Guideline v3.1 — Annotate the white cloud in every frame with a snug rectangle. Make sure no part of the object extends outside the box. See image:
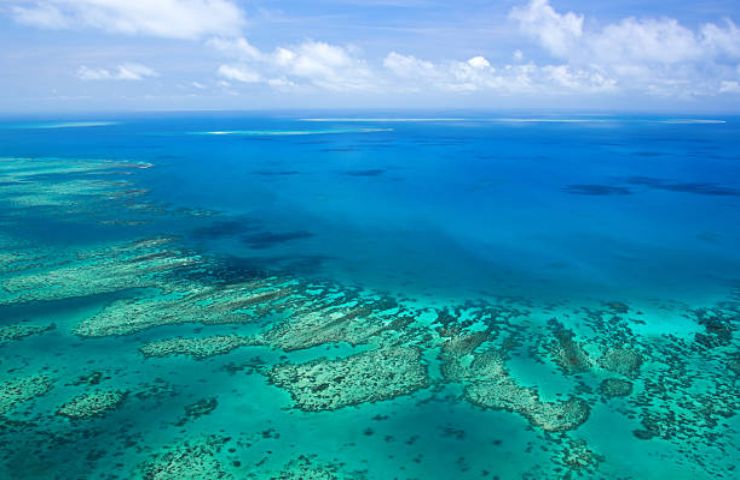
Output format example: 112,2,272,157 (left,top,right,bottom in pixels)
207,34,621,97
509,0,583,57
198,2,740,99
589,18,703,65
278,42,376,91
510,1,740,66
720,80,740,93
701,20,740,58
10,3,70,29
381,52,616,95
543,65,617,93
217,64,261,83
210,39,378,92
467,56,491,69
509,0,740,96
207,37,262,61
10,0,246,39
267,77,298,90
77,63,158,81
384,52,435,77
